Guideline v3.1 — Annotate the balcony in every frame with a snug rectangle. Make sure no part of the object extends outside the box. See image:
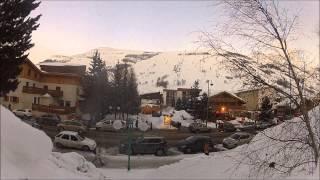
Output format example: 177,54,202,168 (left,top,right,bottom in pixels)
22,86,63,97
32,104,76,114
